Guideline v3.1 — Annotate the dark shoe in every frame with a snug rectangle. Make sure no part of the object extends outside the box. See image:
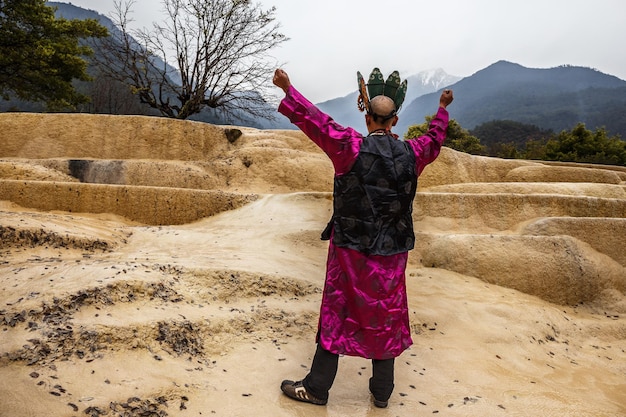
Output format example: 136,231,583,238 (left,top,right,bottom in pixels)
371,394,388,408
280,380,327,405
